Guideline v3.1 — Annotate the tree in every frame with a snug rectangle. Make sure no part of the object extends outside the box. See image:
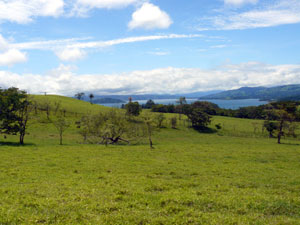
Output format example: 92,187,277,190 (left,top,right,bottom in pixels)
141,113,156,149
75,92,85,100
176,97,187,105
263,121,278,138
191,101,219,115
125,102,141,117
53,117,71,145
154,113,165,128
144,99,155,109
264,101,297,144
89,93,94,104
184,106,211,130
0,87,31,144
171,117,177,129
